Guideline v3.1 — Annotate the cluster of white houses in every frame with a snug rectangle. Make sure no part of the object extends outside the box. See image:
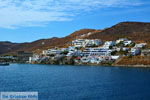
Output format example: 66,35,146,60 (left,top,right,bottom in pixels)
29,38,149,64
72,39,102,47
